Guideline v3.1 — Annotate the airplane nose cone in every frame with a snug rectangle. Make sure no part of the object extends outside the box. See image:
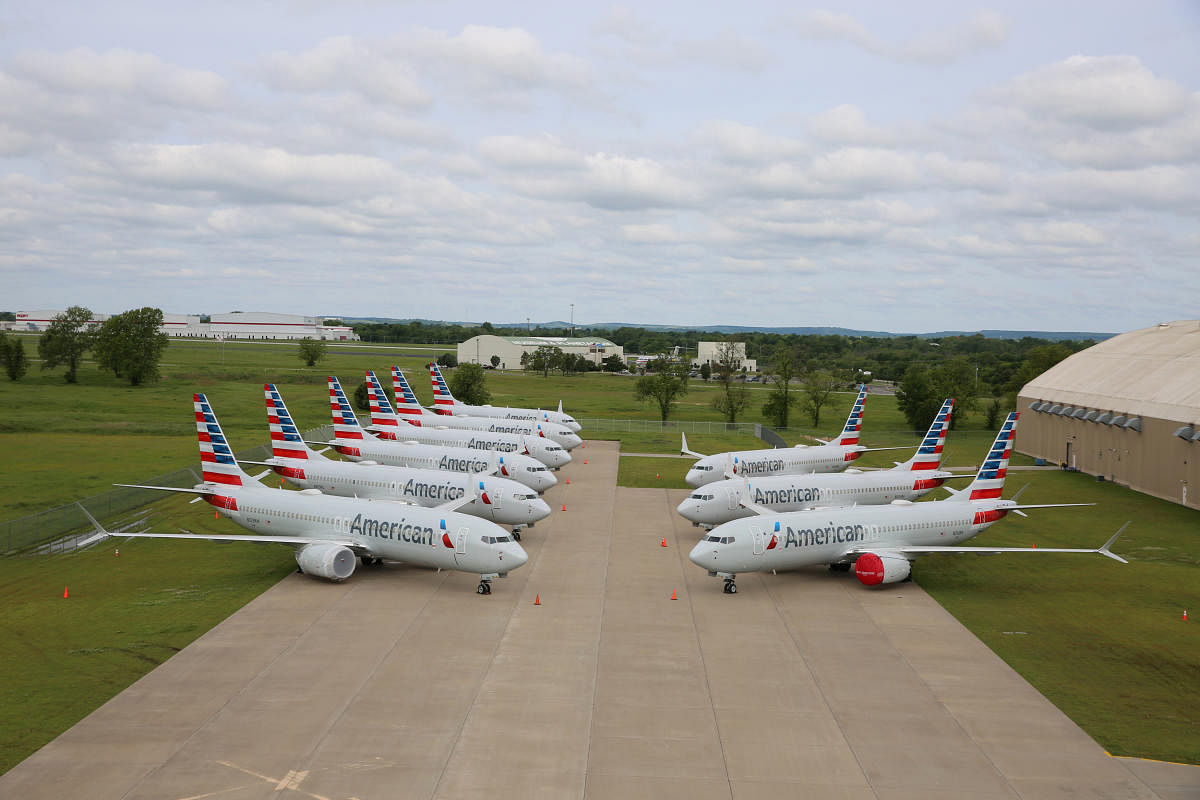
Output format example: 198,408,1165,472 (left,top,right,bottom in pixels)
556,450,572,466
676,499,699,522
506,543,529,569
685,471,703,488
564,434,582,449
539,471,558,490
531,498,552,521
688,541,708,567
